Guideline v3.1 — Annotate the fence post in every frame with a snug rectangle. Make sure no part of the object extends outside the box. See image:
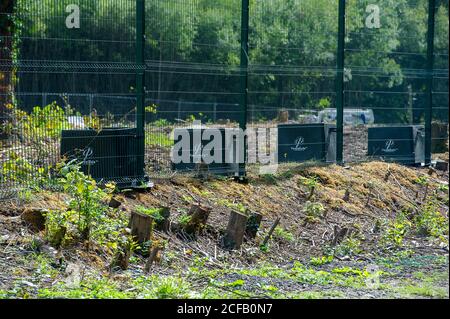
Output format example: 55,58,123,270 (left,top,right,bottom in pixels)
425,0,436,166
136,0,146,172
177,100,182,120
336,0,346,164
239,0,250,177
